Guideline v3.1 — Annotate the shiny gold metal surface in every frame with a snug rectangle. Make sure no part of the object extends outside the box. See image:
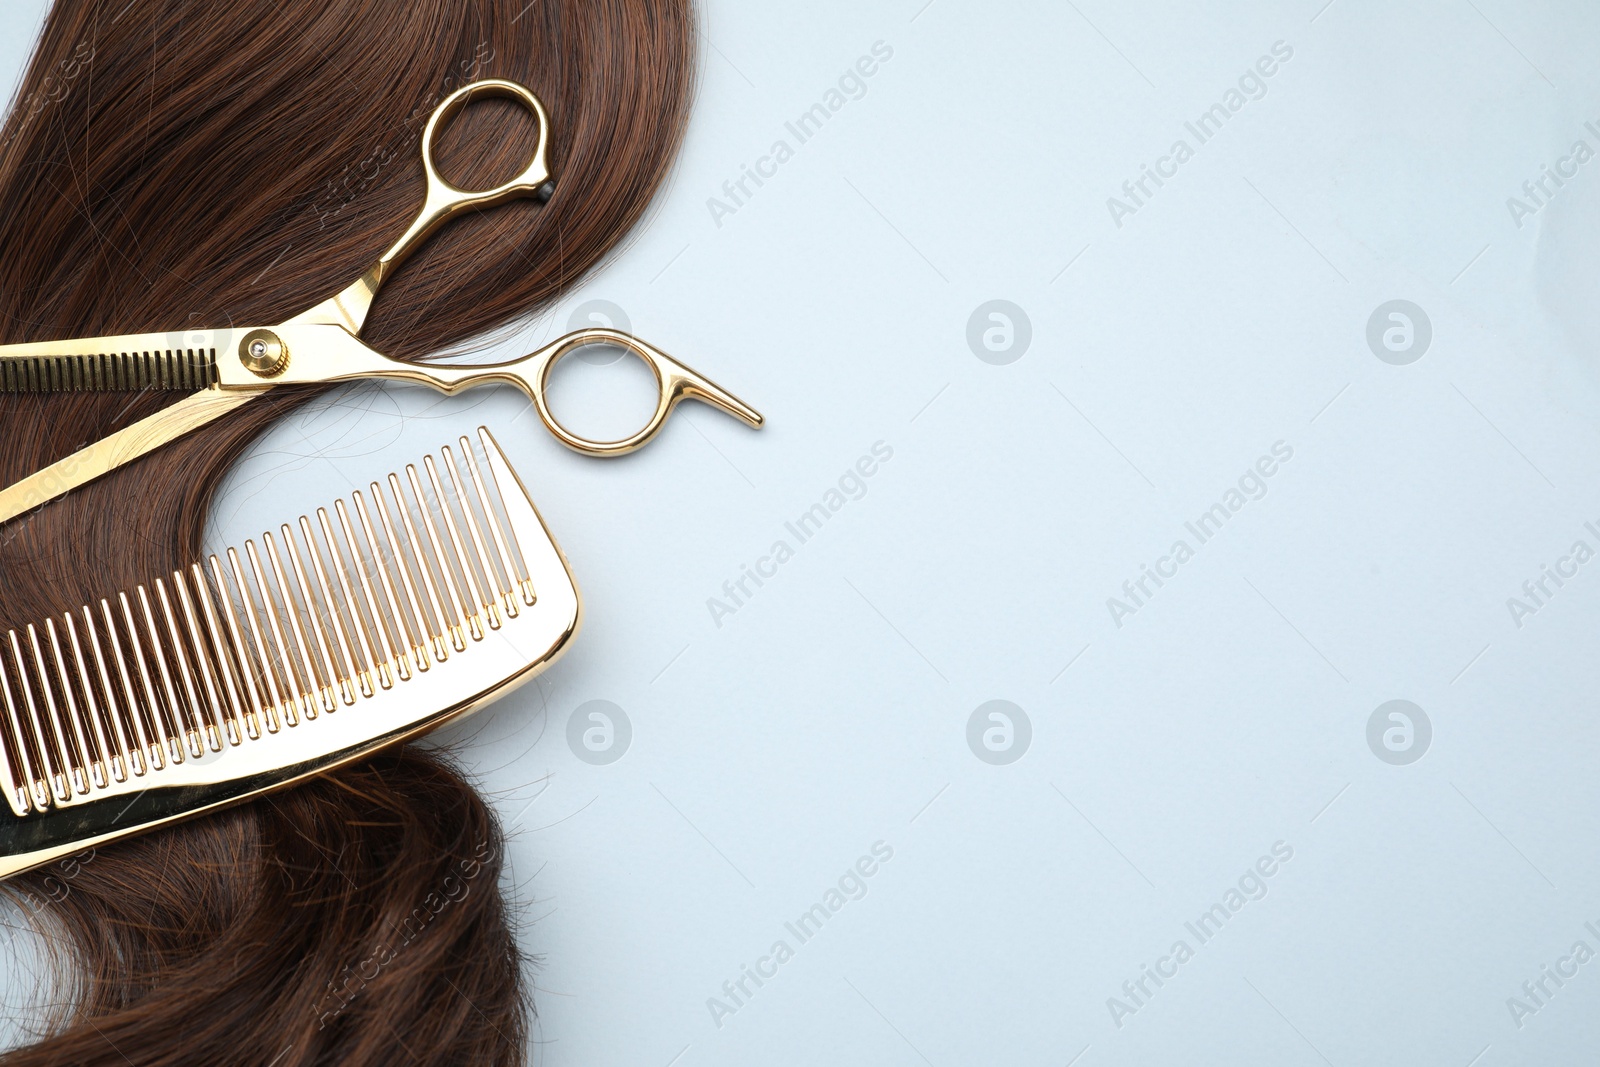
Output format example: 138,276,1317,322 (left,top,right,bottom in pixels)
238,328,288,377
0,428,579,881
0,78,763,525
